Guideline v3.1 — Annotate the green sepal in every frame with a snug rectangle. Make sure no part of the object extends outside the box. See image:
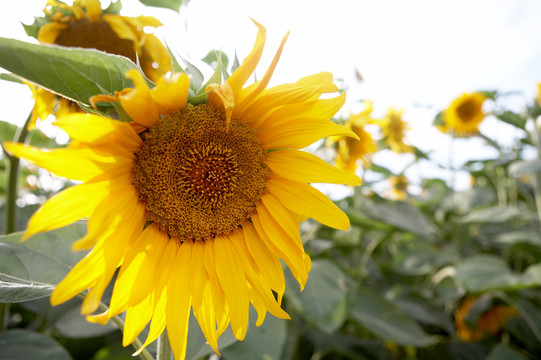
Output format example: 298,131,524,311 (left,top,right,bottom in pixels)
138,0,186,12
